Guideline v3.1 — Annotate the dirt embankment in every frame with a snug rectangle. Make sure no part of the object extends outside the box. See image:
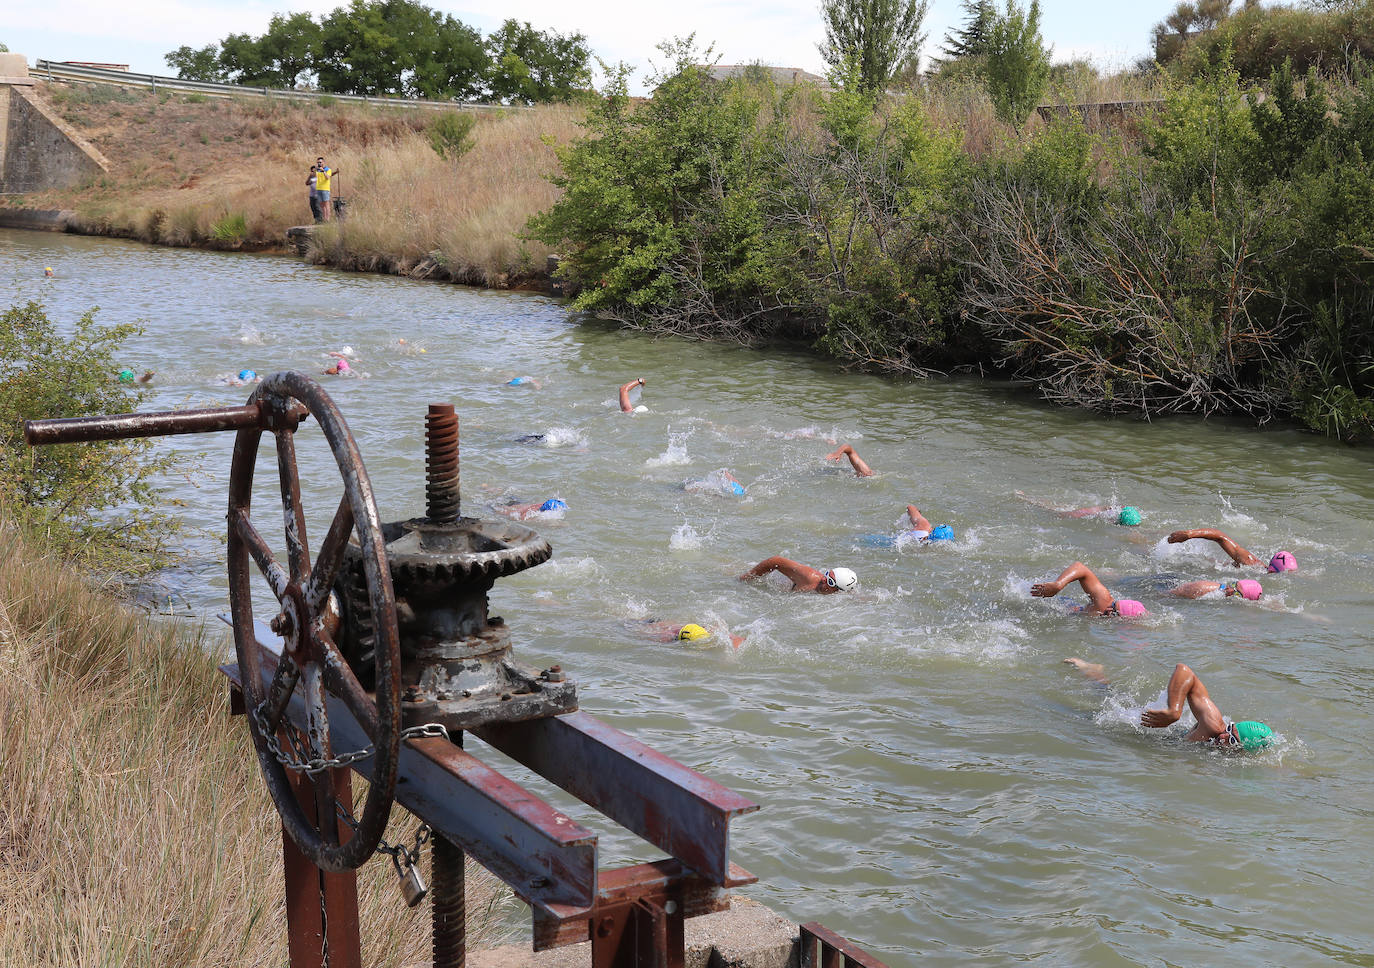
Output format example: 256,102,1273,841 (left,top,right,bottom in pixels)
8,82,582,287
